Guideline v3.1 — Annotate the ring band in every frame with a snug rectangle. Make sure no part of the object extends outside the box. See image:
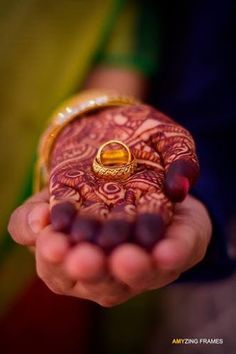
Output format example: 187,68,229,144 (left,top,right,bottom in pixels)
92,140,136,180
